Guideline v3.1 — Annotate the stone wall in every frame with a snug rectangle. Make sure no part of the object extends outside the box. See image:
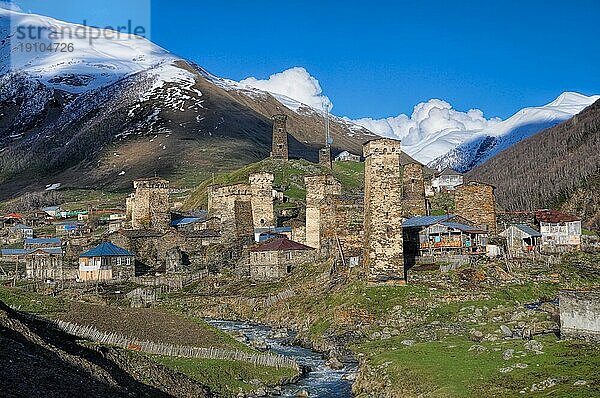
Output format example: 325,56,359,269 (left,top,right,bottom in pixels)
455,182,497,235
208,184,254,244
320,195,364,267
249,172,275,228
560,289,600,341
249,249,316,281
363,138,405,284
304,175,342,250
402,163,426,218
271,114,289,160
128,178,170,231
